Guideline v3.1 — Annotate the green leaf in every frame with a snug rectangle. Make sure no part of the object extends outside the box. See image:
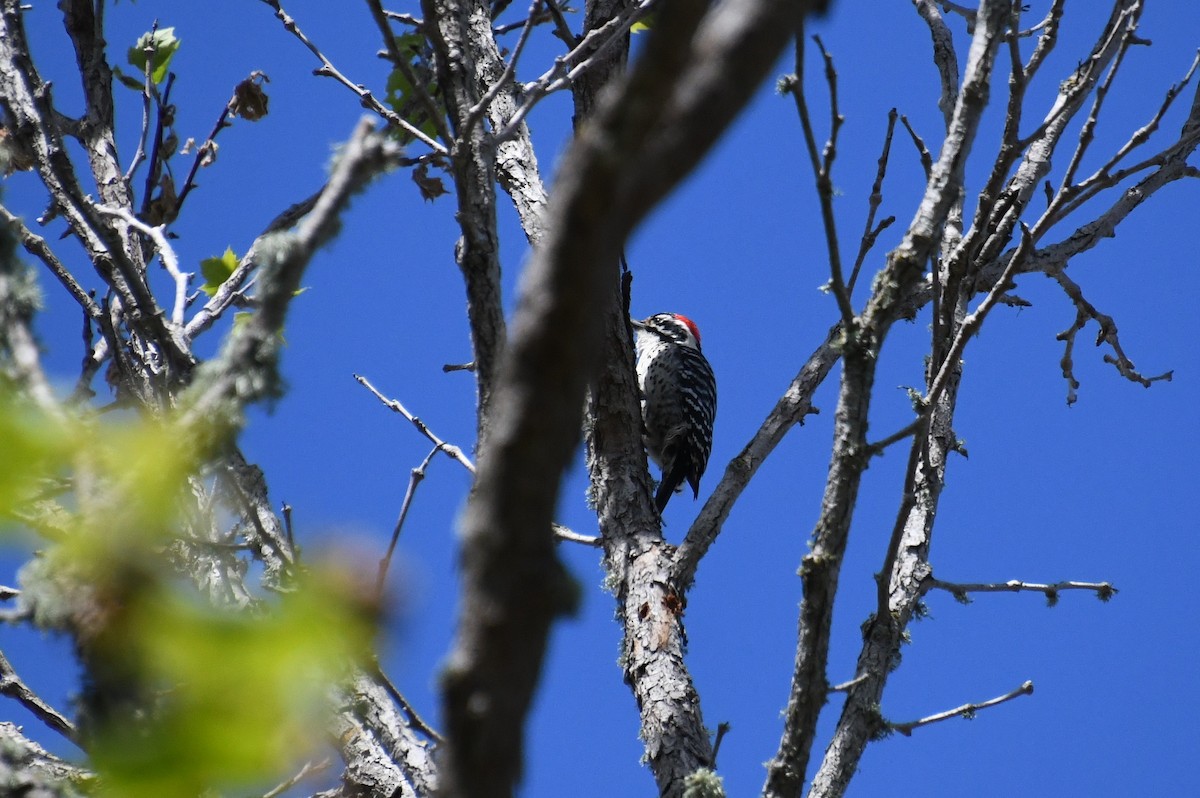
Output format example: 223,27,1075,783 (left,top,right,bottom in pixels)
384,34,442,145
199,247,238,297
127,27,181,84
